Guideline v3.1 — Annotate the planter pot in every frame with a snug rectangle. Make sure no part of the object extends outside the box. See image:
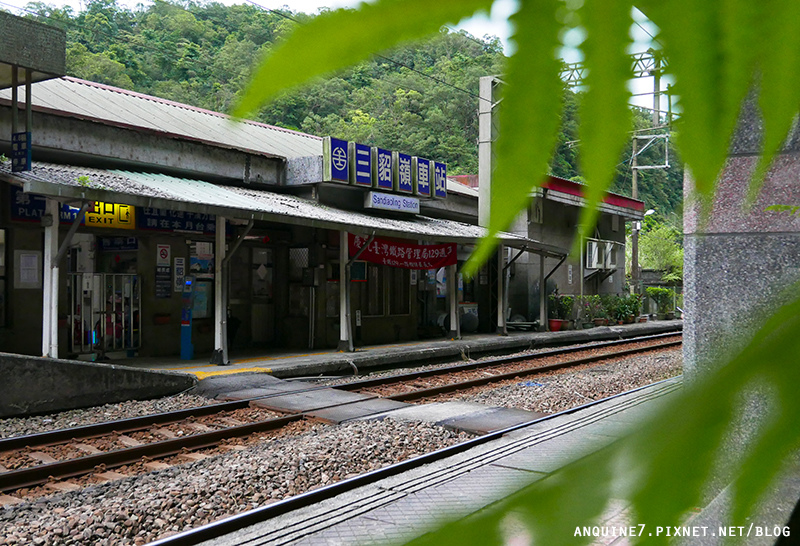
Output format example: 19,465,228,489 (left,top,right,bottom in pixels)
656,313,667,321
548,318,565,332
593,318,607,327
638,316,648,323
582,322,594,329
625,315,635,324
666,312,676,320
